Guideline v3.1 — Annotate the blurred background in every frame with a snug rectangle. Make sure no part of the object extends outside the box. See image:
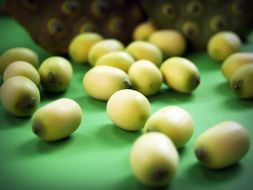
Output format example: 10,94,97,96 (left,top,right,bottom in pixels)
1,0,253,55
